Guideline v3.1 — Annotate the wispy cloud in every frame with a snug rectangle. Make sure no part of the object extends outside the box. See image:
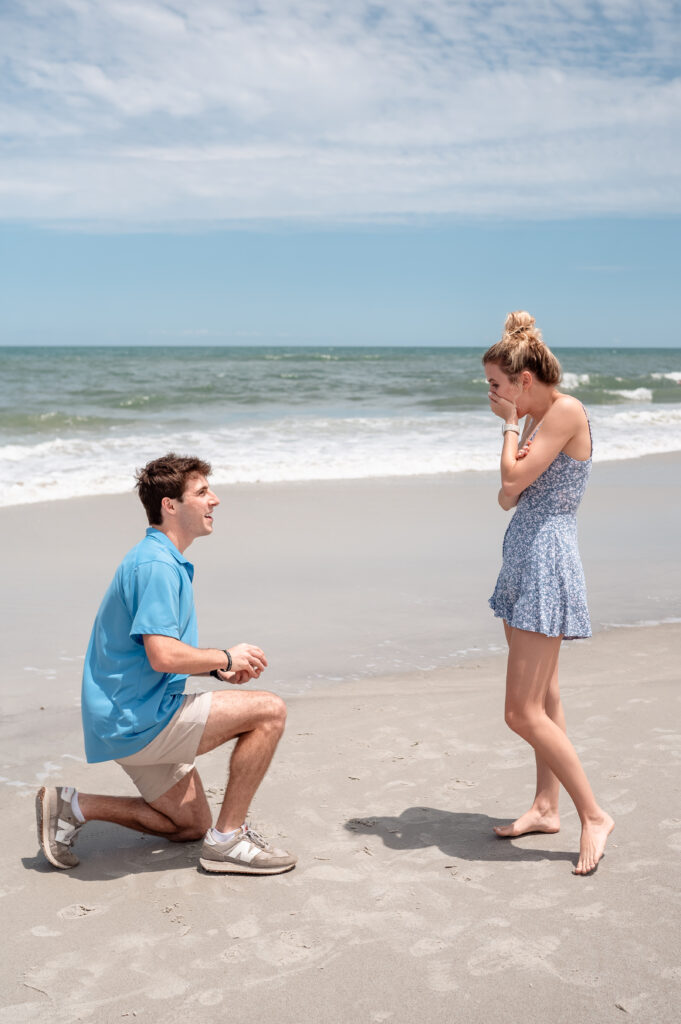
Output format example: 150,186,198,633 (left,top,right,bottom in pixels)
1,0,680,227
